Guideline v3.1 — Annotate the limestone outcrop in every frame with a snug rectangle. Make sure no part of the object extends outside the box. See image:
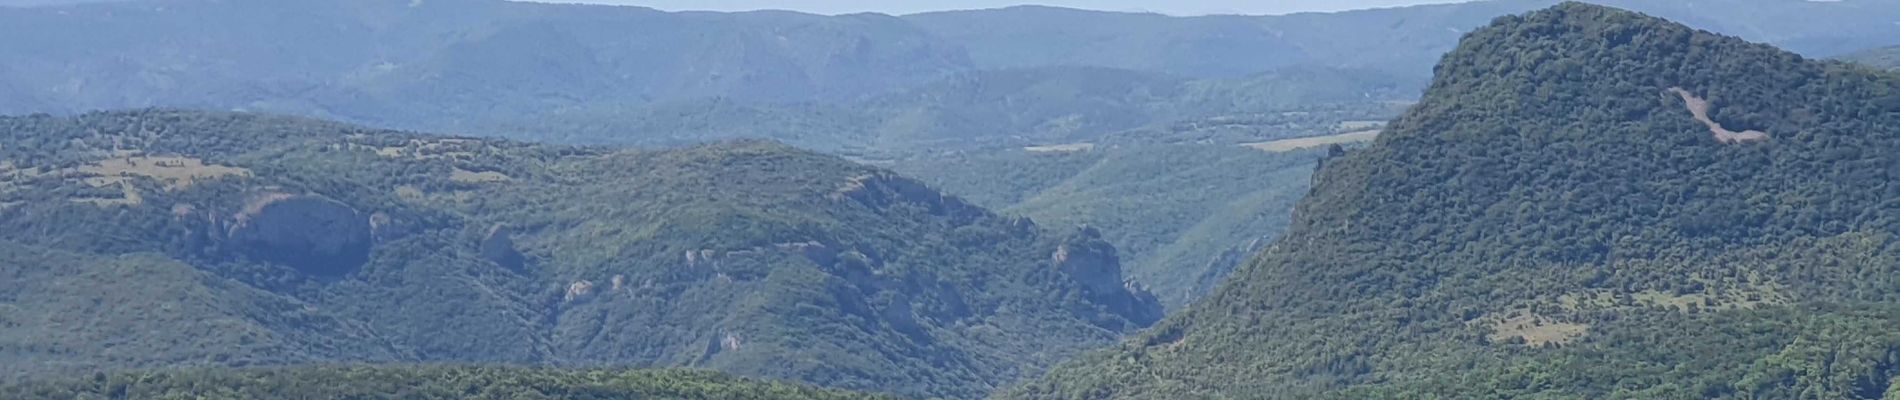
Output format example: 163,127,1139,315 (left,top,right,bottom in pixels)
1053,226,1163,327
226,193,372,276
480,224,526,271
